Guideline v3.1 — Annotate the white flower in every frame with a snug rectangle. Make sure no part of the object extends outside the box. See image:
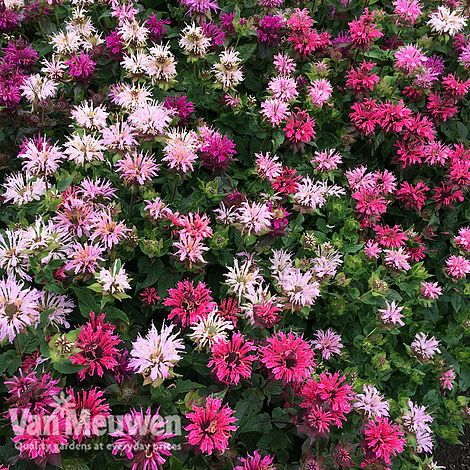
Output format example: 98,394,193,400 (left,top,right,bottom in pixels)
129,322,185,387
118,20,149,46
50,29,82,54
293,176,345,212
2,173,47,206
70,101,109,130
427,6,467,36
234,201,272,236
278,268,320,308
224,258,263,301
179,23,211,56
146,44,178,82
63,133,105,165
0,229,31,280
189,310,234,351
21,74,58,102
97,261,131,295
213,48,244,89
